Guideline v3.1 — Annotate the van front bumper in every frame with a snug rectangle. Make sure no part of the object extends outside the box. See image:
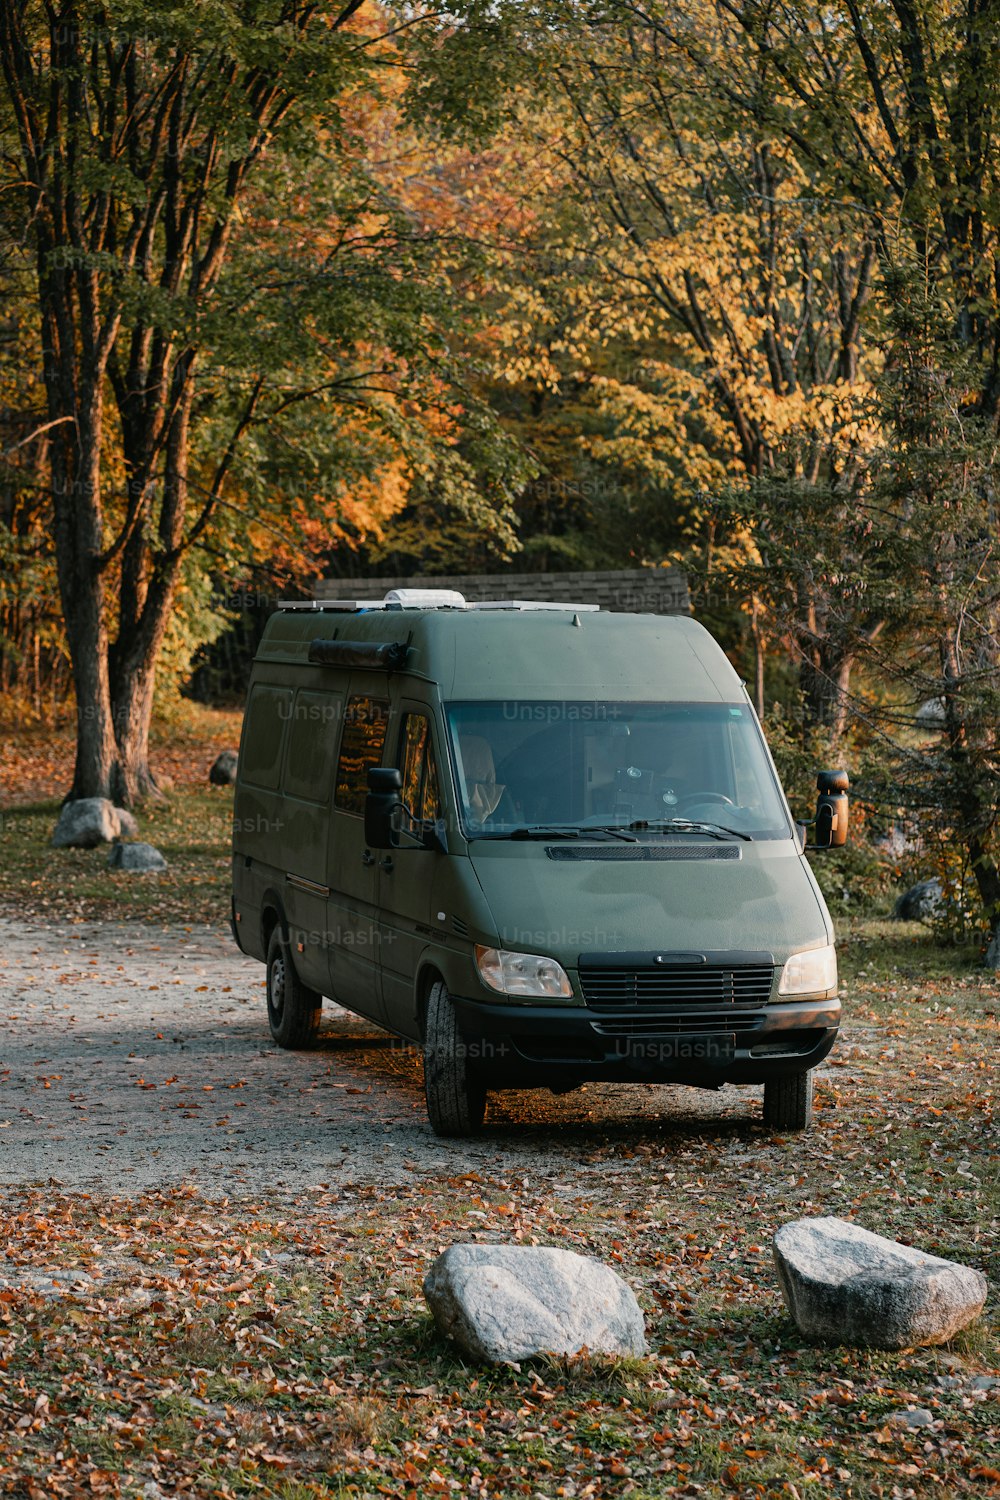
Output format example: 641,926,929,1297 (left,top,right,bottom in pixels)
447,994,840,1088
